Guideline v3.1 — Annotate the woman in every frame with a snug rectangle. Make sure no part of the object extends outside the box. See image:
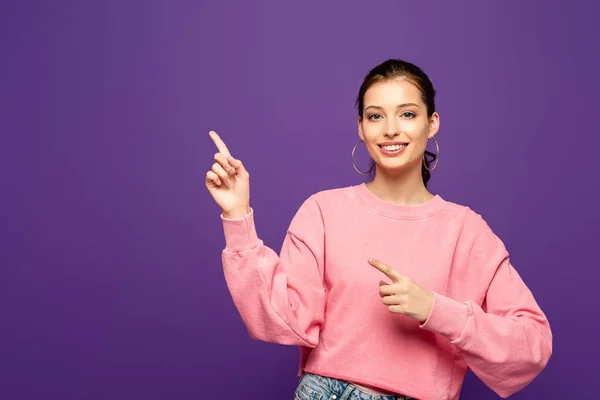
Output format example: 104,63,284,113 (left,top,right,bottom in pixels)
205,59,552,400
